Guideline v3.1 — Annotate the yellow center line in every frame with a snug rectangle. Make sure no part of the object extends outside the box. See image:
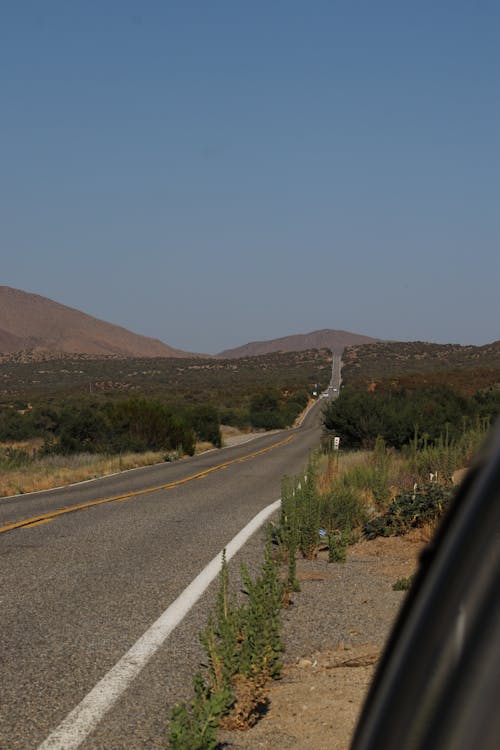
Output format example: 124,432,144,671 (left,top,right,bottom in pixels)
22,518,54,528
0,434,295,535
